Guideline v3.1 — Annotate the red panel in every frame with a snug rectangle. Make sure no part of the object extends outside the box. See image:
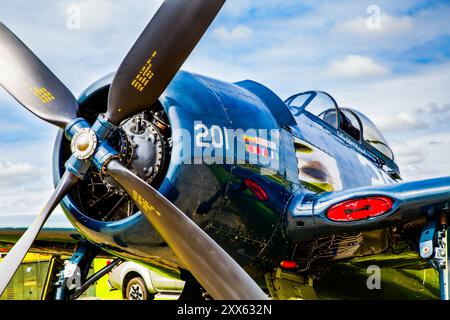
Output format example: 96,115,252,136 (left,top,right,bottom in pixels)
243,179,269,202
327,197,393,222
